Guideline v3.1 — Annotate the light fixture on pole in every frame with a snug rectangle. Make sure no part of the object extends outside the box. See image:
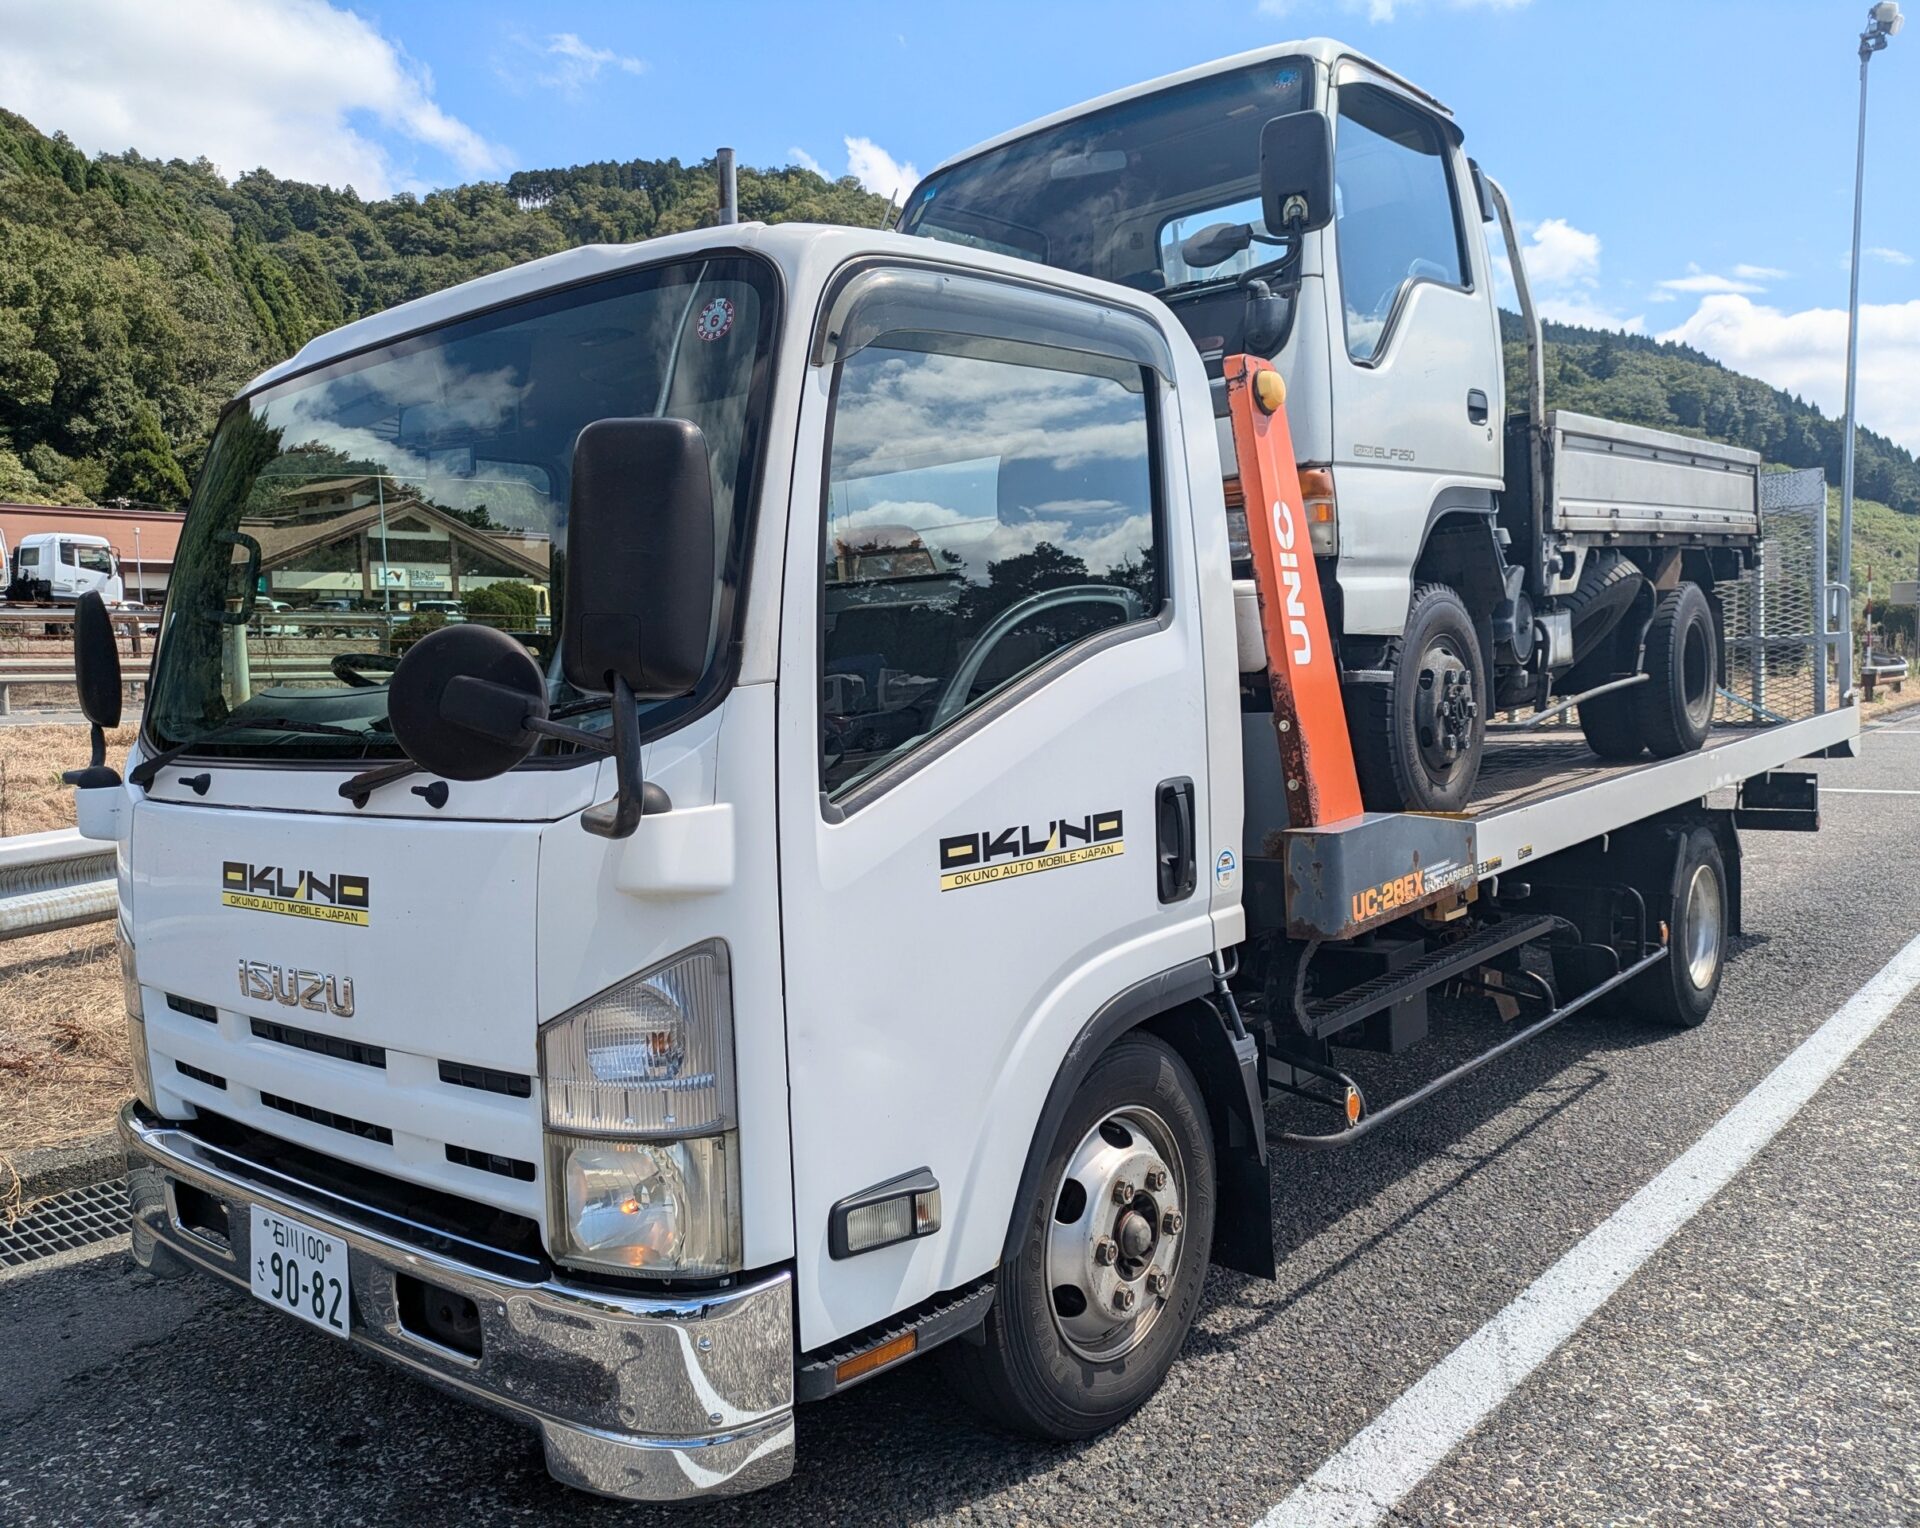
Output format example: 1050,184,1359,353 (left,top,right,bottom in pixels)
1839,0,1902,689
